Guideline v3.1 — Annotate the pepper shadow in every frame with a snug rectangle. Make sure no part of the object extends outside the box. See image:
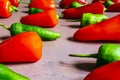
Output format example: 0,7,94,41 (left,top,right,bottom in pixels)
60,61,96,72
21,5,28,8
74,62,96,71
0,36,10,41
68,25,81,28
62,20,81,28
67,37,120,44
2,62,33,65
21,11,28,14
